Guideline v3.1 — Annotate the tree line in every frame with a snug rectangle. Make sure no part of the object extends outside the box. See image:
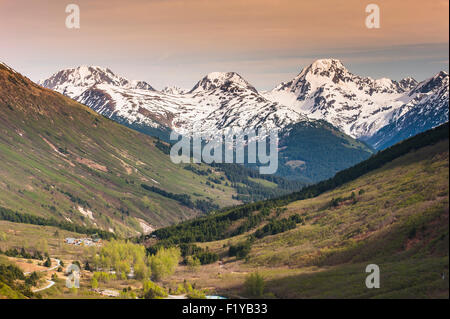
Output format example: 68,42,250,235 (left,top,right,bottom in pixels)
141,184,219,213
147,122,449,245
